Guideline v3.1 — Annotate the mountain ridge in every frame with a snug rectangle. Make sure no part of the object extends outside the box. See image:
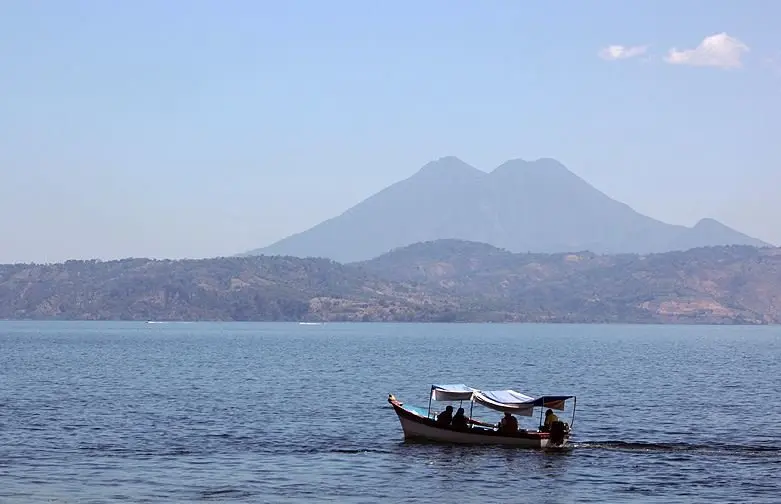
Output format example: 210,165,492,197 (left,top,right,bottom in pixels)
3,240,780,324
244,157,770,262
